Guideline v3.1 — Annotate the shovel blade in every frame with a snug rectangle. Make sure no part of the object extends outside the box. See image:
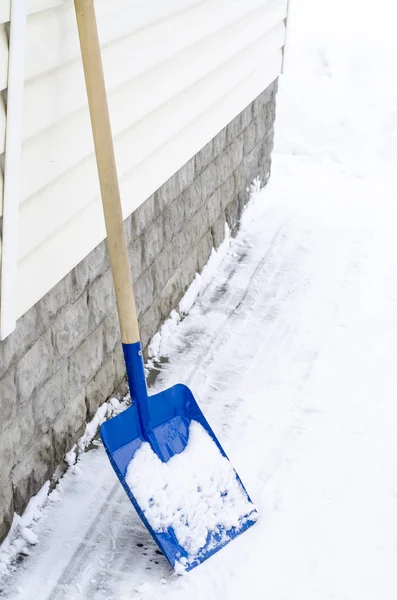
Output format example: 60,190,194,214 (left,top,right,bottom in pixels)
100,384,258,572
